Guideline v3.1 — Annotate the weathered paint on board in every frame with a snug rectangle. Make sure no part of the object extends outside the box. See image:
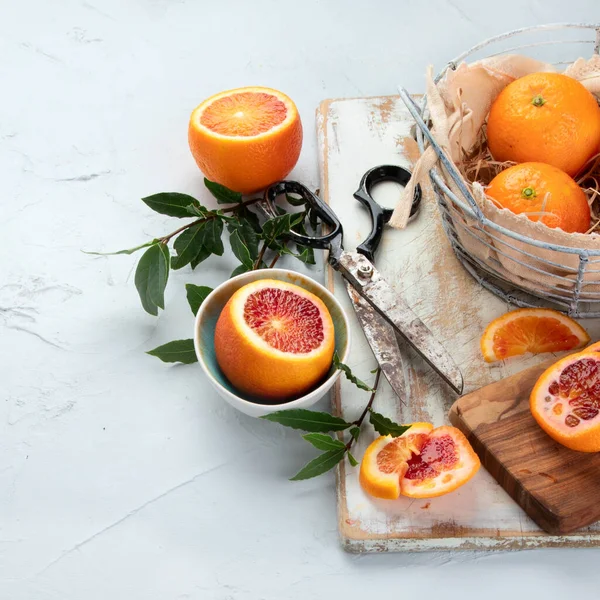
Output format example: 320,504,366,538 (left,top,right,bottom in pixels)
316,95,600,553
